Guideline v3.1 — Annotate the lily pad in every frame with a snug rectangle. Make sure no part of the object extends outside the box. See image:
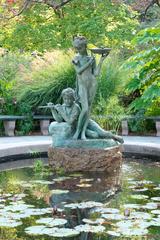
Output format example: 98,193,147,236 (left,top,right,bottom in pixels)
149,218,160,227
36,217,67,226
64,201,103,209
69,173,83,177
118,227,148,236
0,217,22,228
53,177,71,182
130,194,148,200
142,202,158,209
93,207,120,214
151,197,160,201
75,224,105,233
154,187,160,190
102,213,125,220
76,183,92,187
107,230,121,237
5,203,35,212
82,218,105,225
123,204,142,209
30,180,53,185
151,210,160,215
80,178,94,183
24,208,52,216
133,188,148,192
51,189,69,194
48,228,80,237
116,219,150,229
25,225,50,235
129,211,152,220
